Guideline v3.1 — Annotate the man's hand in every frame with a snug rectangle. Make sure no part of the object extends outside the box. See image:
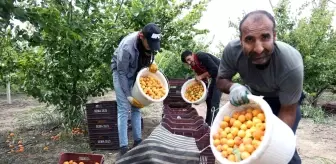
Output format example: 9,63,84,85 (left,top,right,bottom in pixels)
229,83,251,106
195,72,210,82
195,75,202,81
127,97,144,108
149,63,158,73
